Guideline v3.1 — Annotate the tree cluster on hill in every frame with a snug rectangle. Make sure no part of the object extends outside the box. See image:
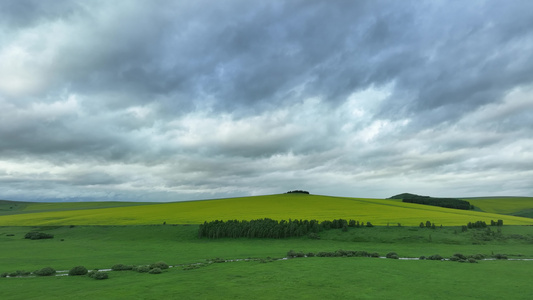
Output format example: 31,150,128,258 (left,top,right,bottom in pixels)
389,193,473,210
198,218,373,239
286,190,310,194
